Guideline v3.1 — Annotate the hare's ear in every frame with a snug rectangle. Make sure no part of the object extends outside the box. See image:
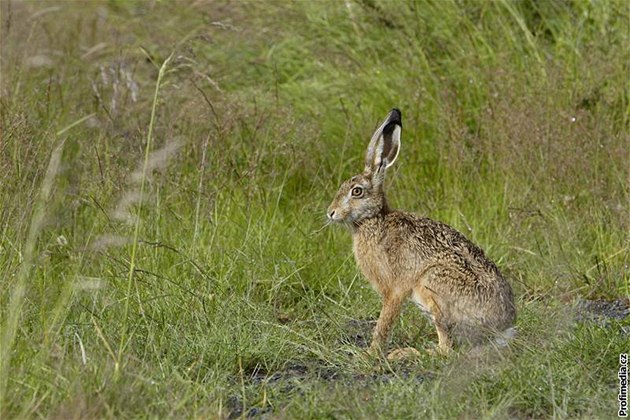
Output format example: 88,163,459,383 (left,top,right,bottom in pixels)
364,108,402,180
